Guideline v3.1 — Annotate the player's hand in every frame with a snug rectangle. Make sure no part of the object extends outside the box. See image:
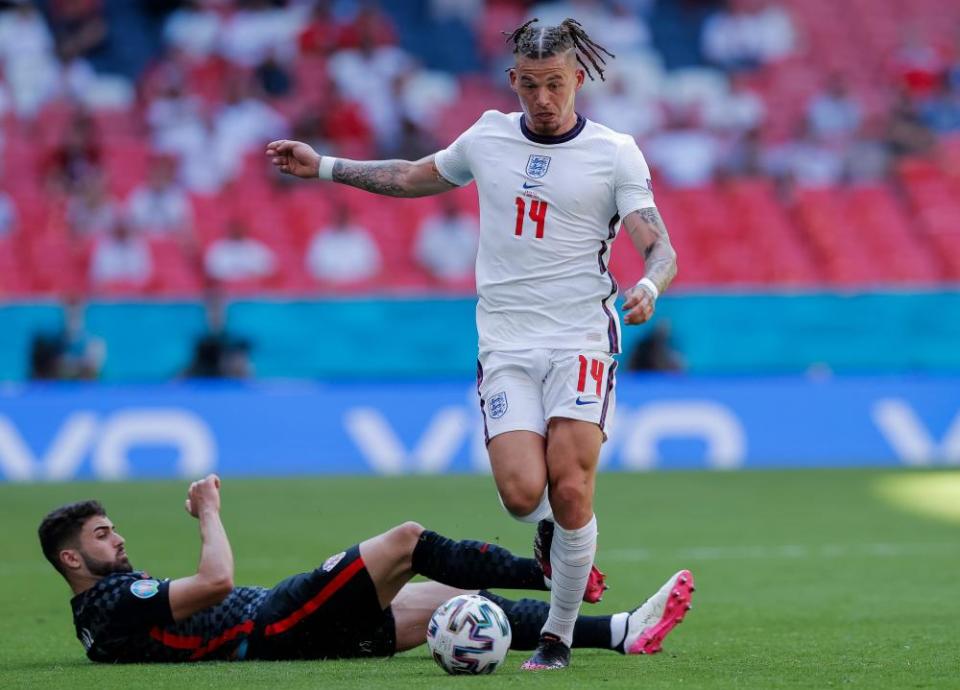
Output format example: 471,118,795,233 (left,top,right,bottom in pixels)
622,282,656,325
265,139,322,178
184,474,221,518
